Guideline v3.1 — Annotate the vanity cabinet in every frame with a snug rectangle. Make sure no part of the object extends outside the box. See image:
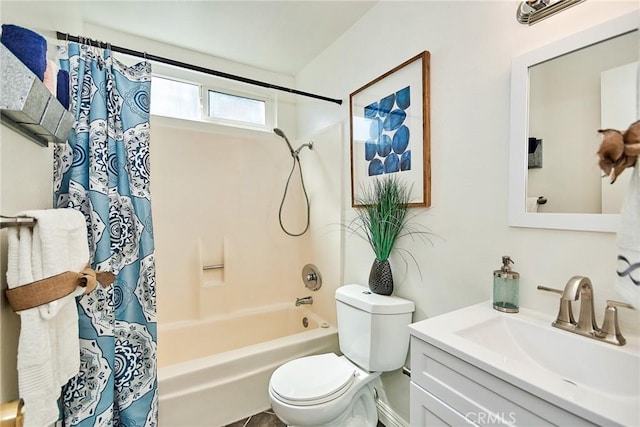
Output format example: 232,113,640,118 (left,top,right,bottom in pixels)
408,336,596,426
